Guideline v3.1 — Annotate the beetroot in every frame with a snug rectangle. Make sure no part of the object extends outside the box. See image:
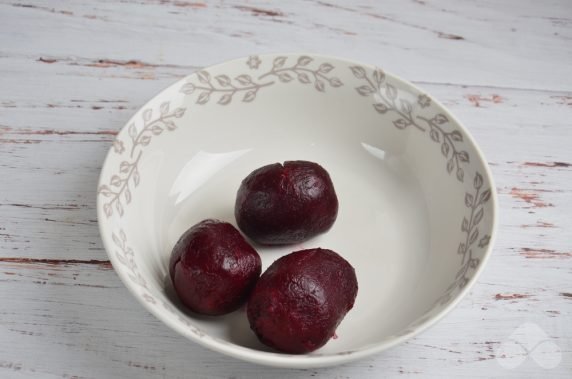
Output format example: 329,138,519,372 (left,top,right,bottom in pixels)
235,161,338,245
169,219,261,316
247,248,358,354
